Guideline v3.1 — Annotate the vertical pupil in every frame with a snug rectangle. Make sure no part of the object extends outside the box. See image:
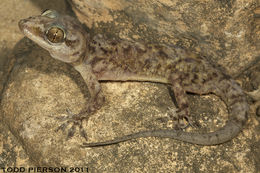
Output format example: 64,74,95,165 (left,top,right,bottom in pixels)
46,27,64,43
